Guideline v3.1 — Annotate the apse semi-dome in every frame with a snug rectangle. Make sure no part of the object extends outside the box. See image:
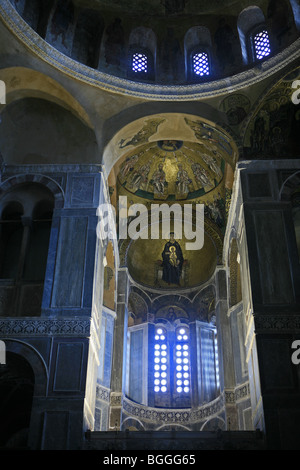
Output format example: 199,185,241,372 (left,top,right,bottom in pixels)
110,113,238,289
